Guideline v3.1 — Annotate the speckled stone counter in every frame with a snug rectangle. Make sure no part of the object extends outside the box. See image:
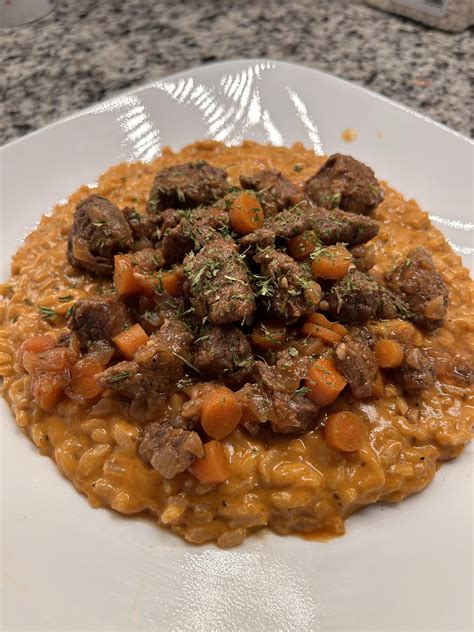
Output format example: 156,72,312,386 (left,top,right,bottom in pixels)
1,0,472,145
